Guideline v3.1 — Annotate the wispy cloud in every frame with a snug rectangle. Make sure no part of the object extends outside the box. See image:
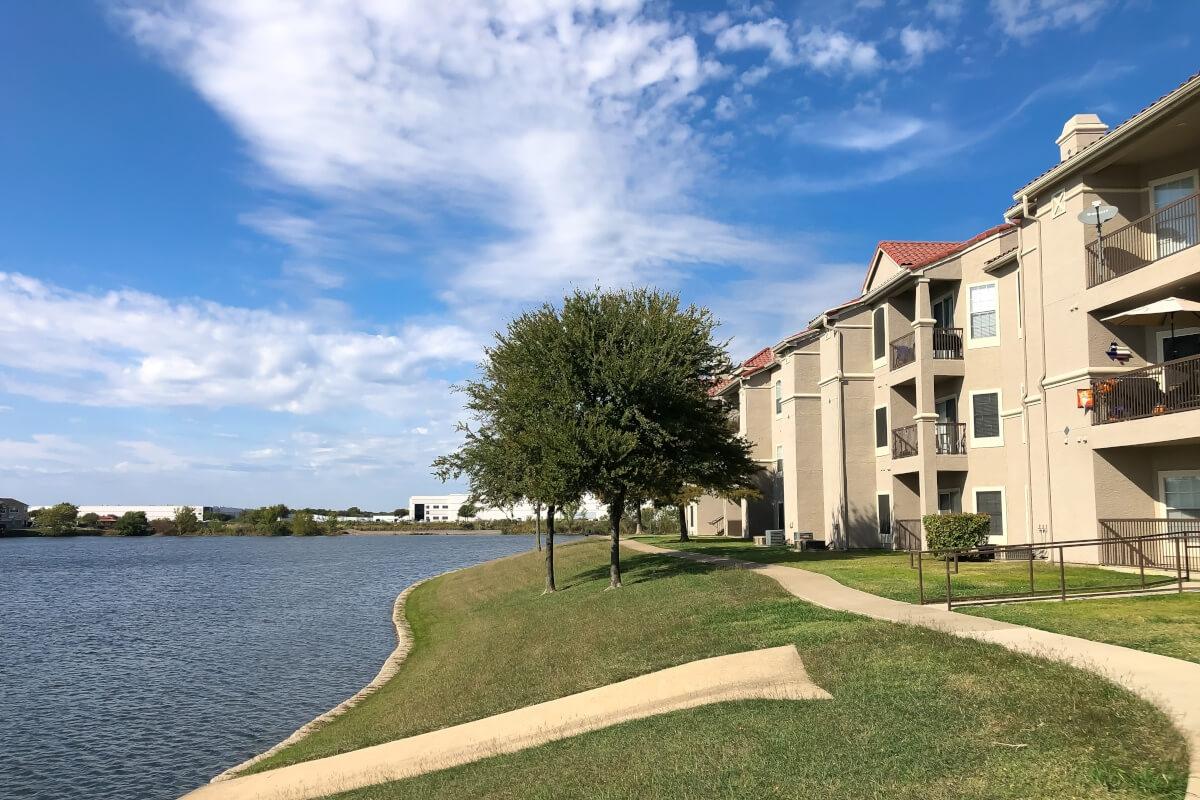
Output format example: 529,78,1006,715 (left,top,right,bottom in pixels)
989,0,1113,40
121,0,785,306
0,272,479,415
